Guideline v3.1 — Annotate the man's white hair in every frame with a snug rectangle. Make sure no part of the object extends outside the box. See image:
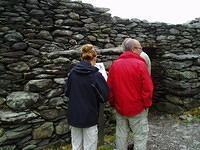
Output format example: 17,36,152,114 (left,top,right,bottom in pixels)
122,38,138,51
